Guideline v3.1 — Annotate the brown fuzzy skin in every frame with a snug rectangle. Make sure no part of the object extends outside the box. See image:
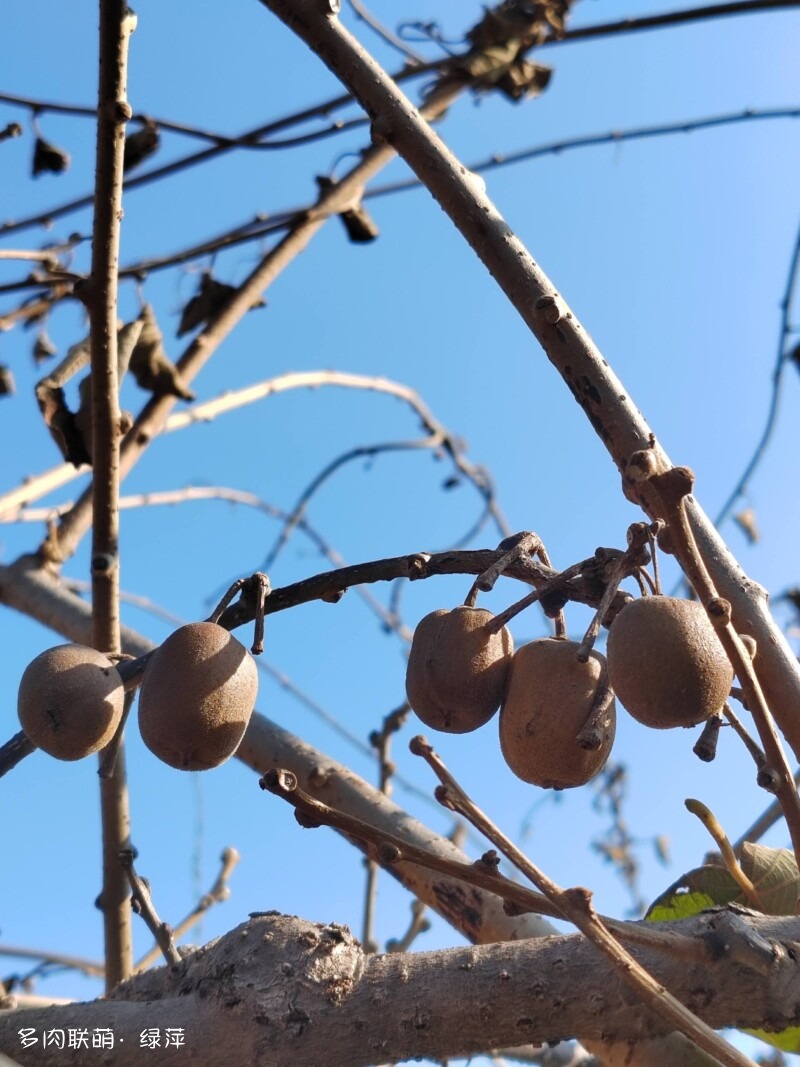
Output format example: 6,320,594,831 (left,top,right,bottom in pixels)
405,606,514,733
499,639,615,788
18,644,124,761
138,622,258,771
606,596,734,729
